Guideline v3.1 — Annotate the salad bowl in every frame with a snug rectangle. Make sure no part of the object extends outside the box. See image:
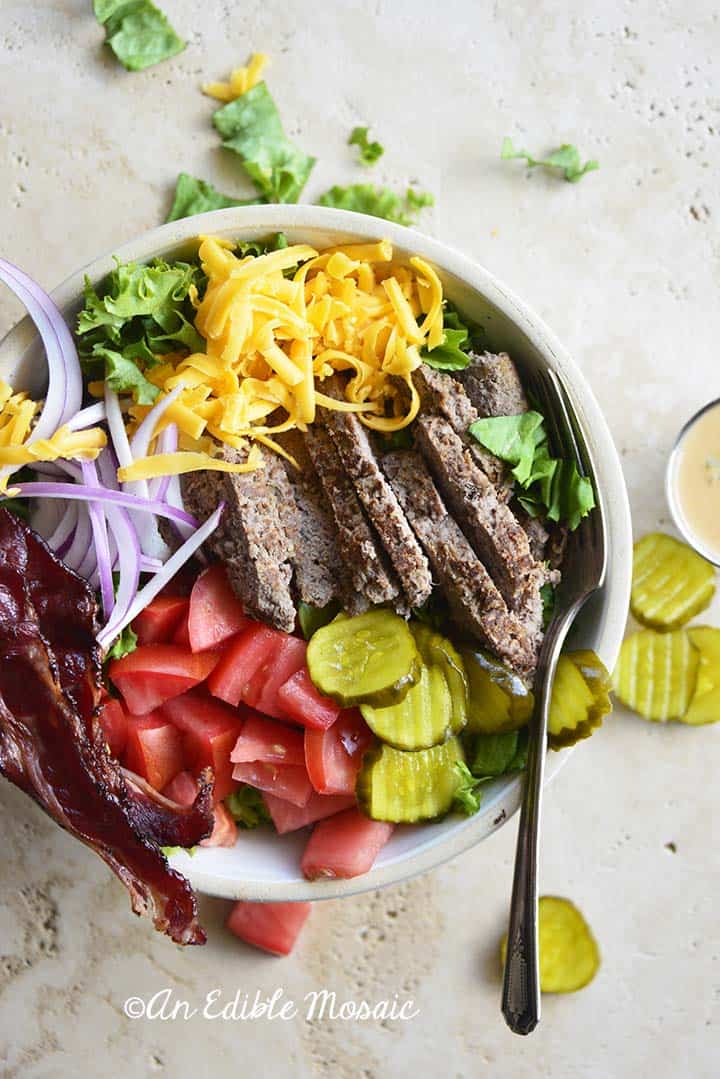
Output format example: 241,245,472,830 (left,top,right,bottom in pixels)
0,205,633,902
